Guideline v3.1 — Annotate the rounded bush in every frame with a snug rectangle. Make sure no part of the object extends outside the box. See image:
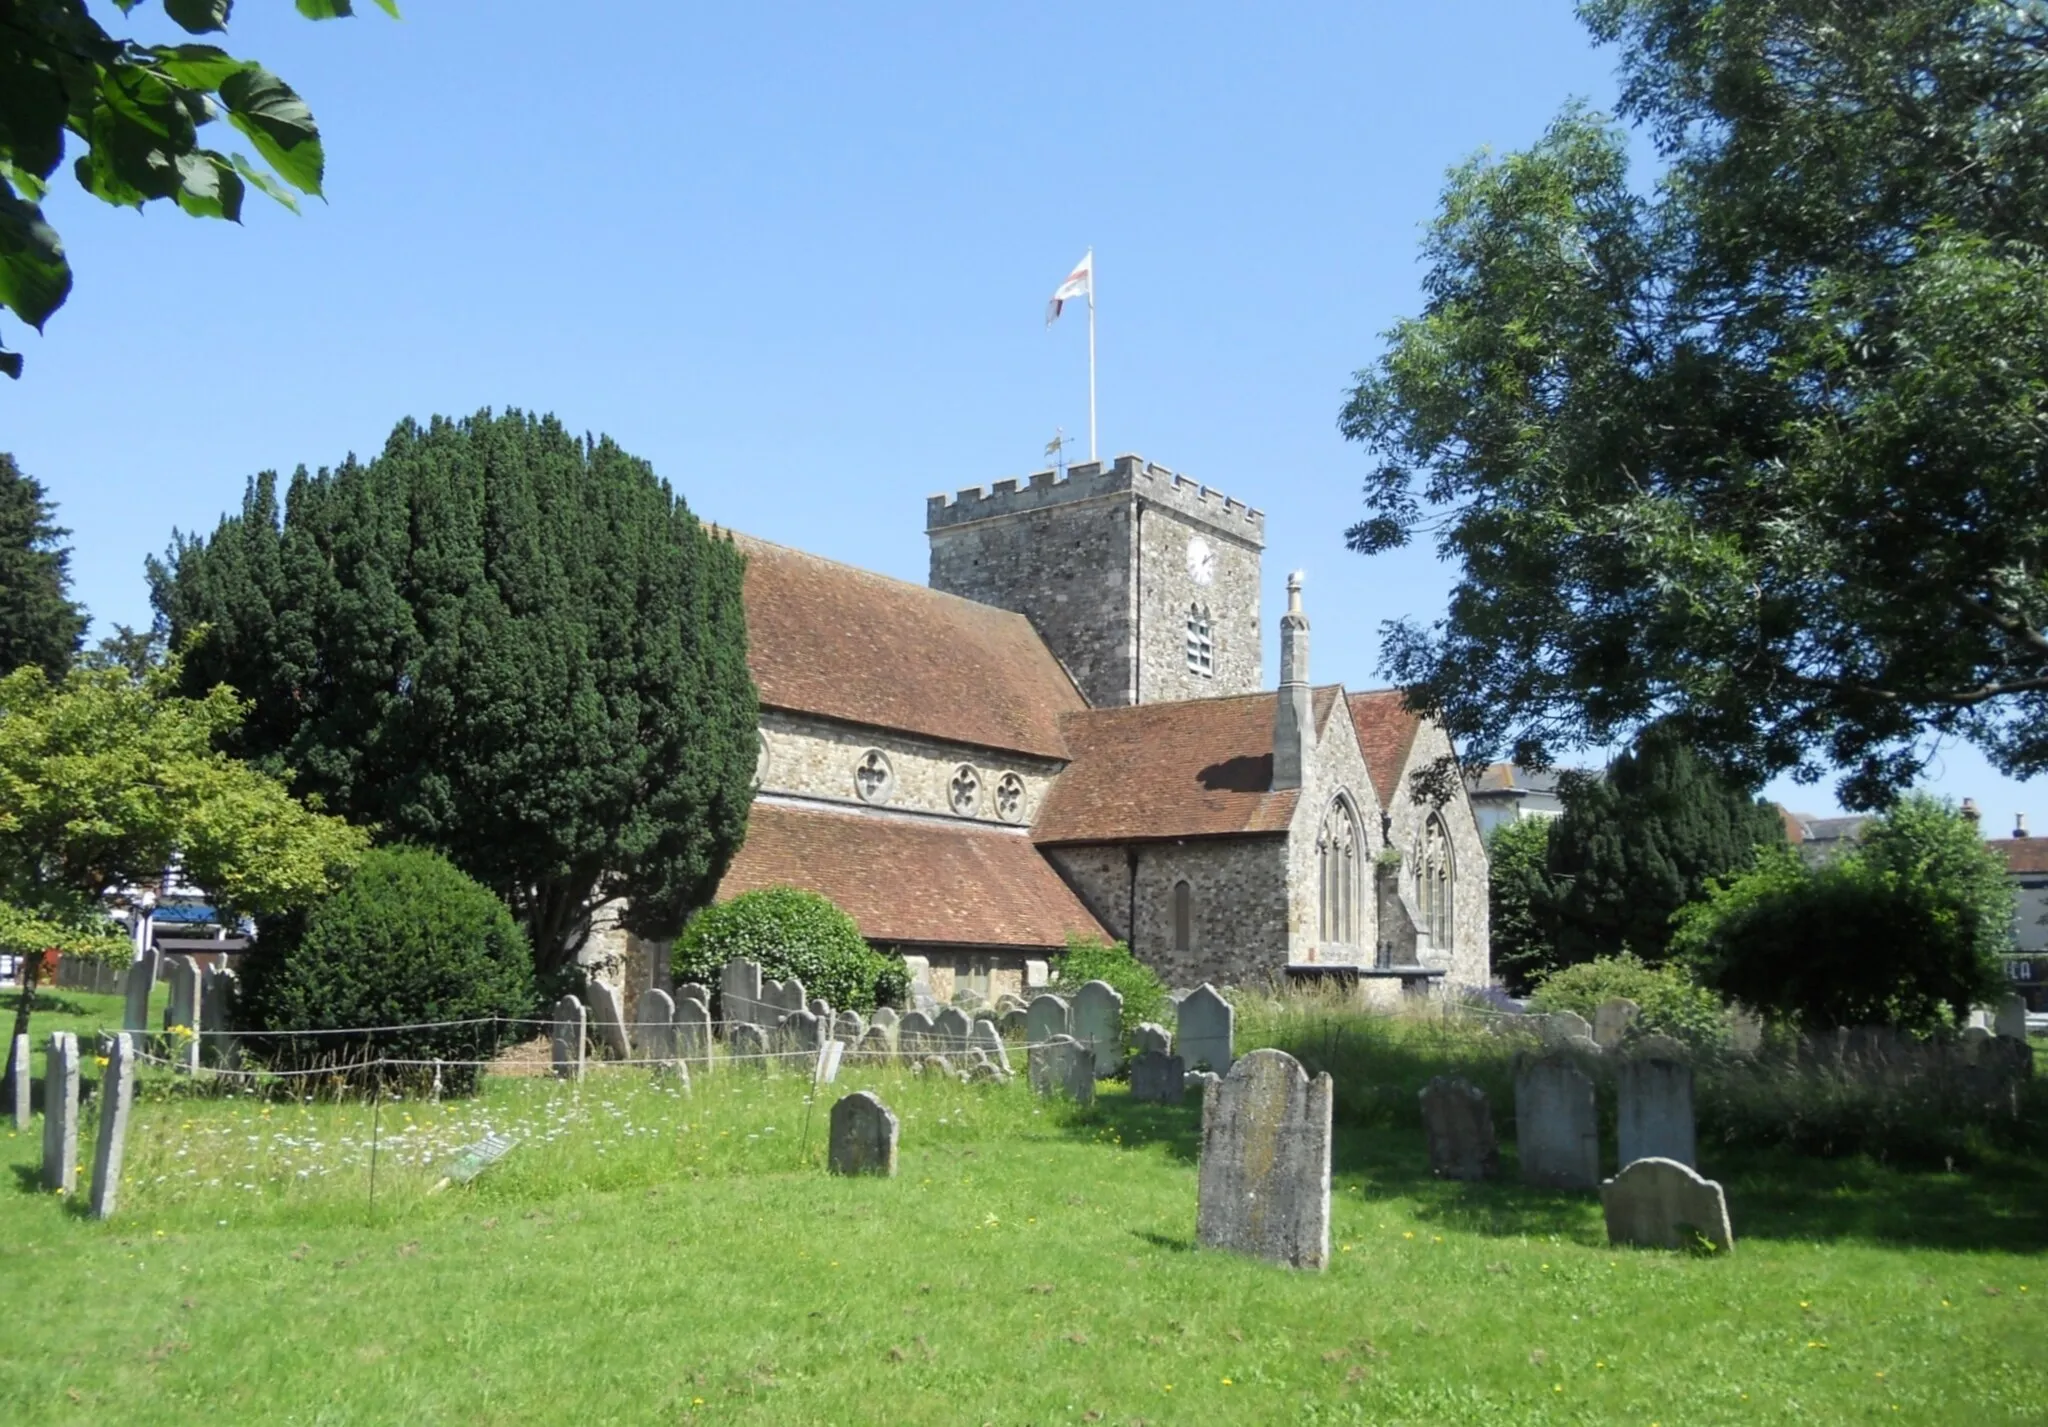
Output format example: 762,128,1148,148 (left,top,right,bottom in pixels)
1529,953,1727,1048
673,887,905,1012
1054,935,1168,1036
237,845,536,1090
